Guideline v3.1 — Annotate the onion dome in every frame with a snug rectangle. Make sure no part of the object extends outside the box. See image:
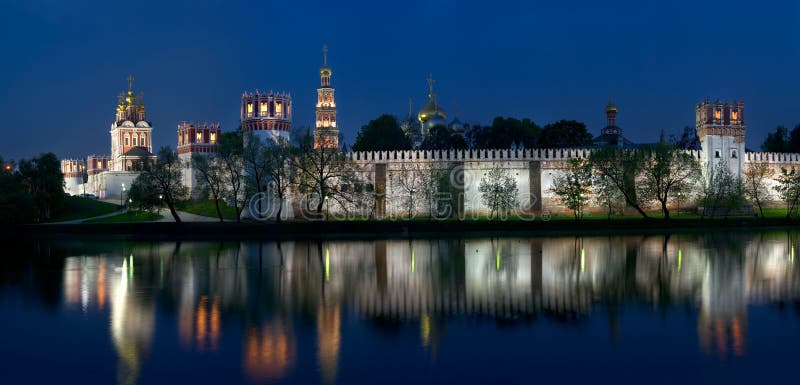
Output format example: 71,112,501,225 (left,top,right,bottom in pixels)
605,100,618,114
320,65,332,76
418,99,446,123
